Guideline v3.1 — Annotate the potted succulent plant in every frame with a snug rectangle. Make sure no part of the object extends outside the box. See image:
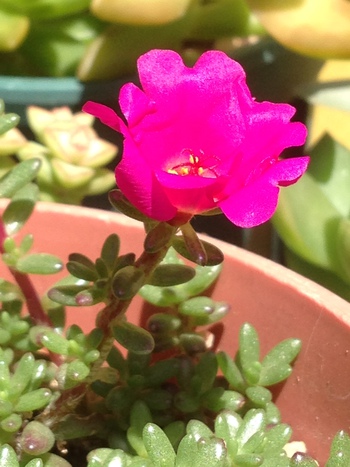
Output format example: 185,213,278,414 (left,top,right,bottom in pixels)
0,48,350,467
